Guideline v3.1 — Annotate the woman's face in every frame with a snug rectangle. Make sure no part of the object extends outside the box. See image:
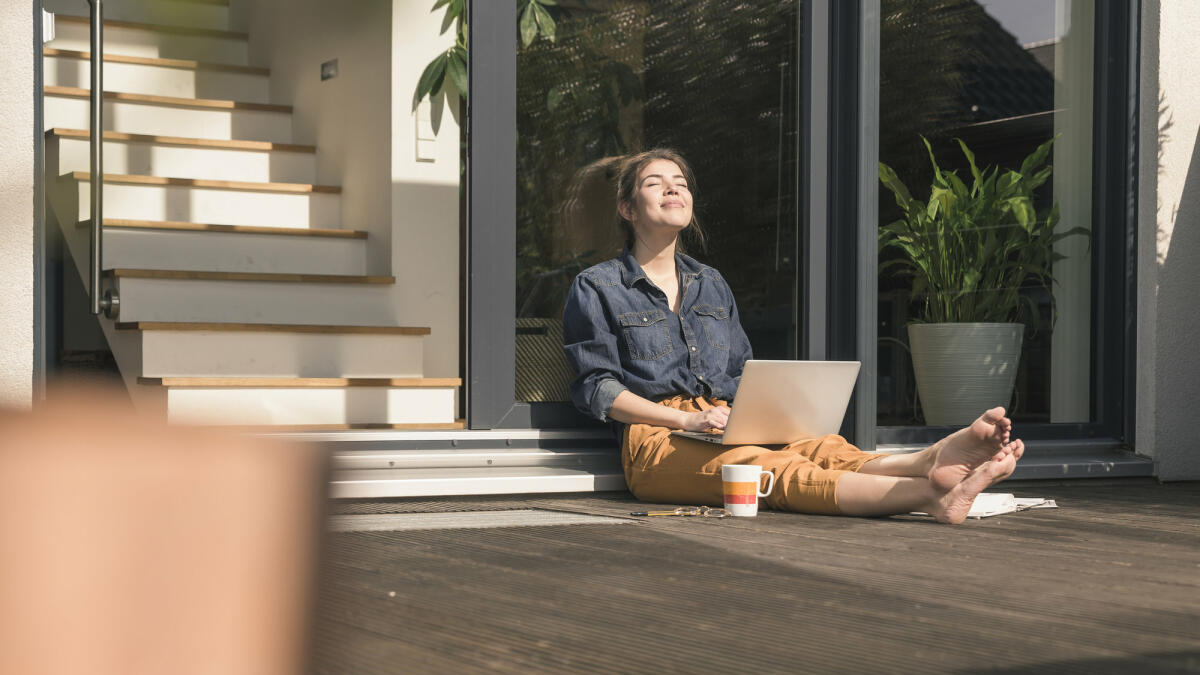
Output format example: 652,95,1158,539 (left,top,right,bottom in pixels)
621,158,693,239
